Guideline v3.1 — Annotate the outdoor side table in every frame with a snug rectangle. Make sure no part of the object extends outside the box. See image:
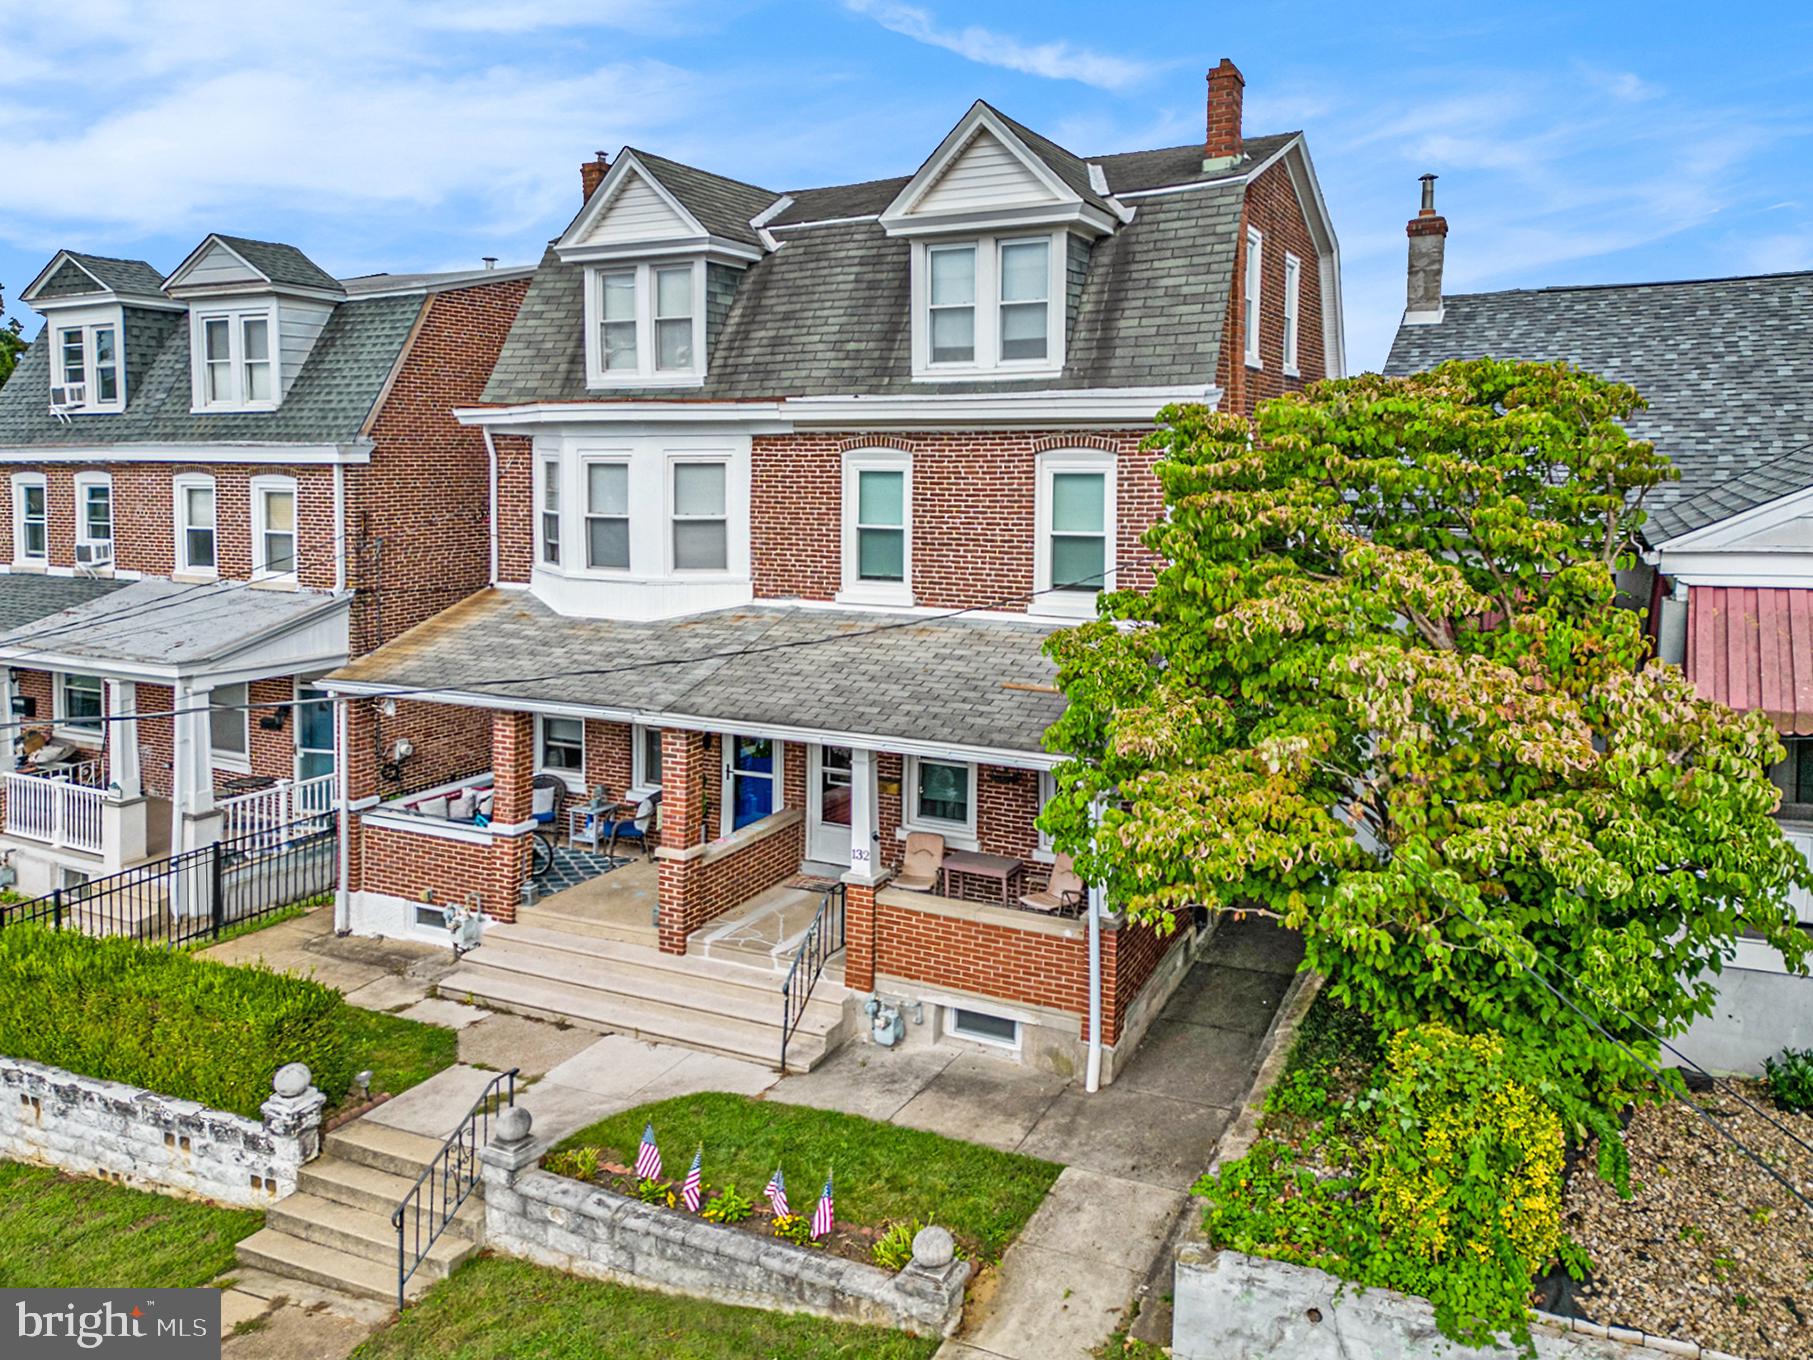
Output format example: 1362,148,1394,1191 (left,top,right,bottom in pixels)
940,850,1024,906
